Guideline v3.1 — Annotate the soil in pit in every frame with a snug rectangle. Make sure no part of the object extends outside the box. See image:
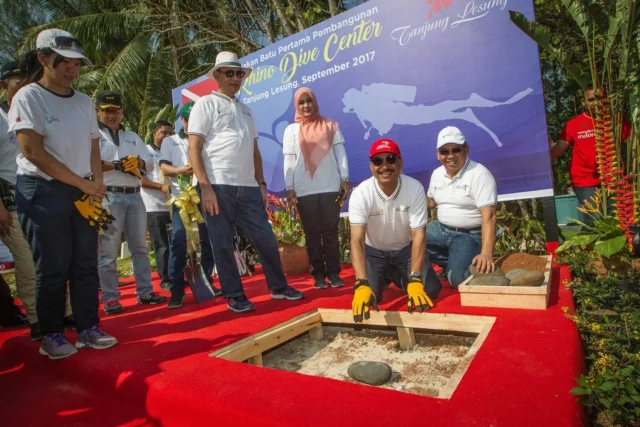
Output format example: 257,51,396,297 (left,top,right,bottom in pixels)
496,253,548,273
261,326,476,398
